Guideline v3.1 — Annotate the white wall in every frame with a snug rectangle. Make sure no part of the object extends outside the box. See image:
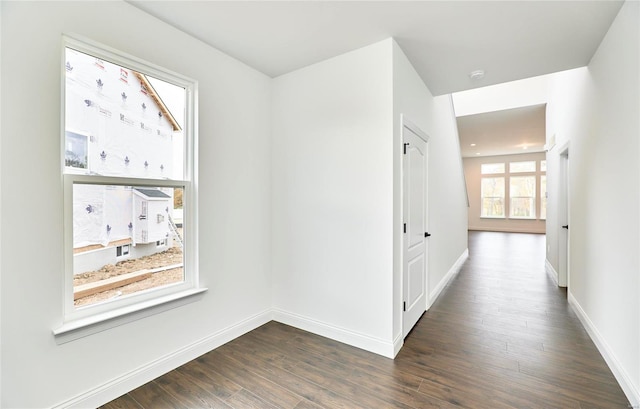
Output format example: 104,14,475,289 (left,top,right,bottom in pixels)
546,1,639,404
1,2,272,407
271,39,468,357
464,152,546,234
0,3,3,406
452,74,549,117
392,41,468,341
271,39,396,355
